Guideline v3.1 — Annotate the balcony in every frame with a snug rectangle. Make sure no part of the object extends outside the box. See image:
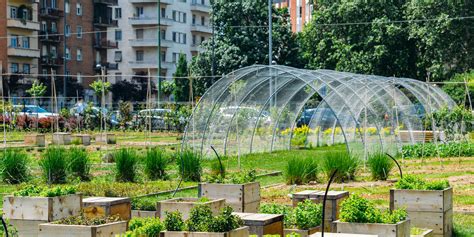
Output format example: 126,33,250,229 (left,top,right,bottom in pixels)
39,31,61,43
93,0,118,6
191,24,212,34
128,60,174,70
94,39,119,49
39,8,63,18
94,17,118,27
129,0,173,4
190,3,211,13
40,56,63,67
8,47,40,58
7,18,40,31
129,17,173,26
129,39,173,48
